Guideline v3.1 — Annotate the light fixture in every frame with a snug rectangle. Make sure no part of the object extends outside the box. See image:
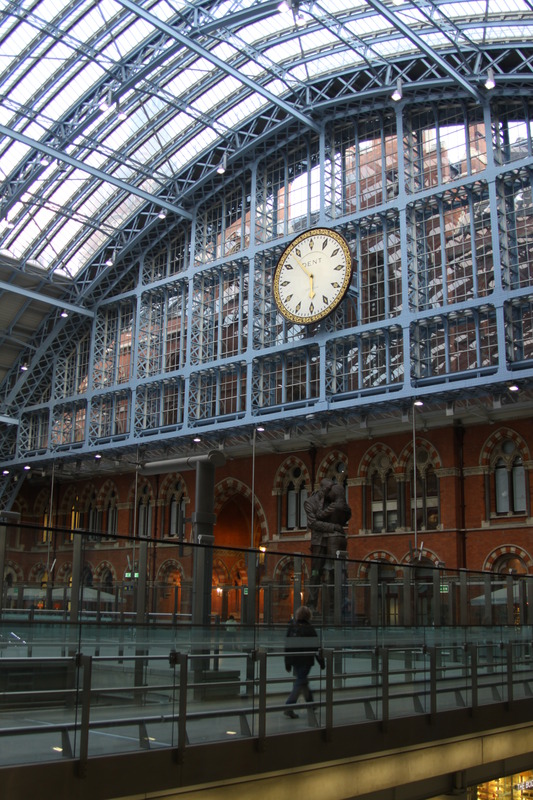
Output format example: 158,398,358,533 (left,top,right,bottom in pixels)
414,399,424,407
217,153,227,175
95,453,102,460
20,363,28,372
2,469,9,475
484,67,496,90
256,425,265,433
117,105,128,121
24,465,31,471
193,435,201,443
391,78,403,102
60,310,68,318
158,210,167,220
106,256,114,267
508,383,519,392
